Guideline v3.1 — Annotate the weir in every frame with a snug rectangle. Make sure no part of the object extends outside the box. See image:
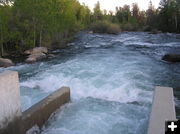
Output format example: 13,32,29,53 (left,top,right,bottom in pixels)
0,71,70,134
0,71,177,134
